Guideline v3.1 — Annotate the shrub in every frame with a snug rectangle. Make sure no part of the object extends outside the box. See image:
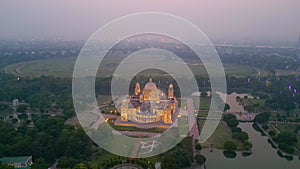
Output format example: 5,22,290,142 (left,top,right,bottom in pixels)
223,141,237,151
